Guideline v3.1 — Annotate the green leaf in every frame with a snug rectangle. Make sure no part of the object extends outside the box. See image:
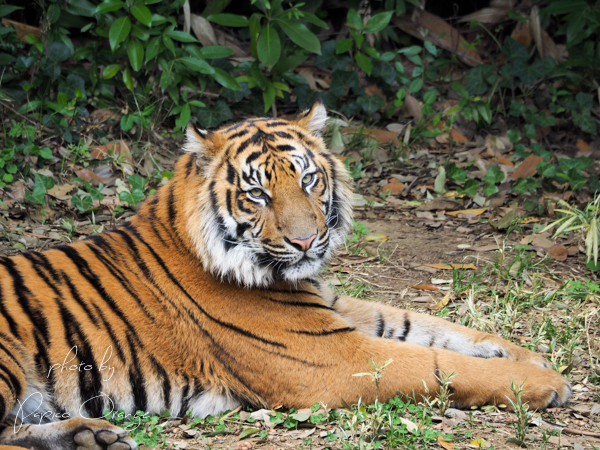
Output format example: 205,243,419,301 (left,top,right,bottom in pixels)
238,428,260,439
299,11,328,29
131,4,152,27
464,64,494,95
36,174,54,190
196,100,232,128
71,194,93,212
179,103,191,131
207,13,250,27
0,5,23,17
346,8,362,30
163,35,175,54
408,77,422,93
484,166,505,184
278,18,321,54
501,37,528,61
122,66,134,92
127,40,144,71
119,189,145,206
39,147,53,159
128,174,146,191
335,38,353,54
145,36,161,62
180,57,215,74
483,182,499,196
451,82,469,99
200,45,234,59
330,70,358,97
364,11,393,34
315,40,350,70
94,0,124,15
542,0,588,15
447,163,467,182
109,16,131,52
356,94,384,115
257,24,281,67
121,114,135,131
165,30,198,43
456,179,480,196
355,52,372,75
212,67,241,91
263,81,276,112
